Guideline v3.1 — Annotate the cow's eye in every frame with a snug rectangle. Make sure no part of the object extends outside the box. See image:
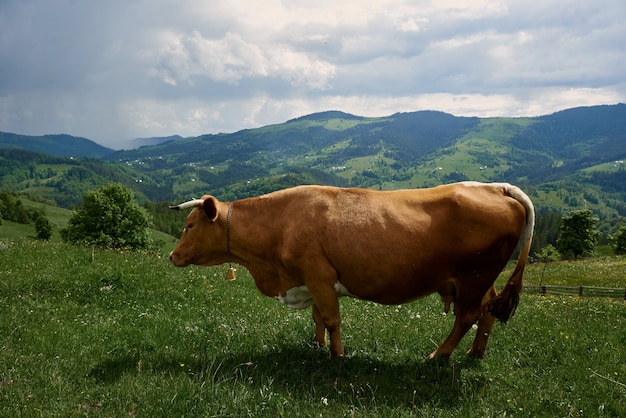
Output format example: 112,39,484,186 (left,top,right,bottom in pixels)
186,224,194,230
